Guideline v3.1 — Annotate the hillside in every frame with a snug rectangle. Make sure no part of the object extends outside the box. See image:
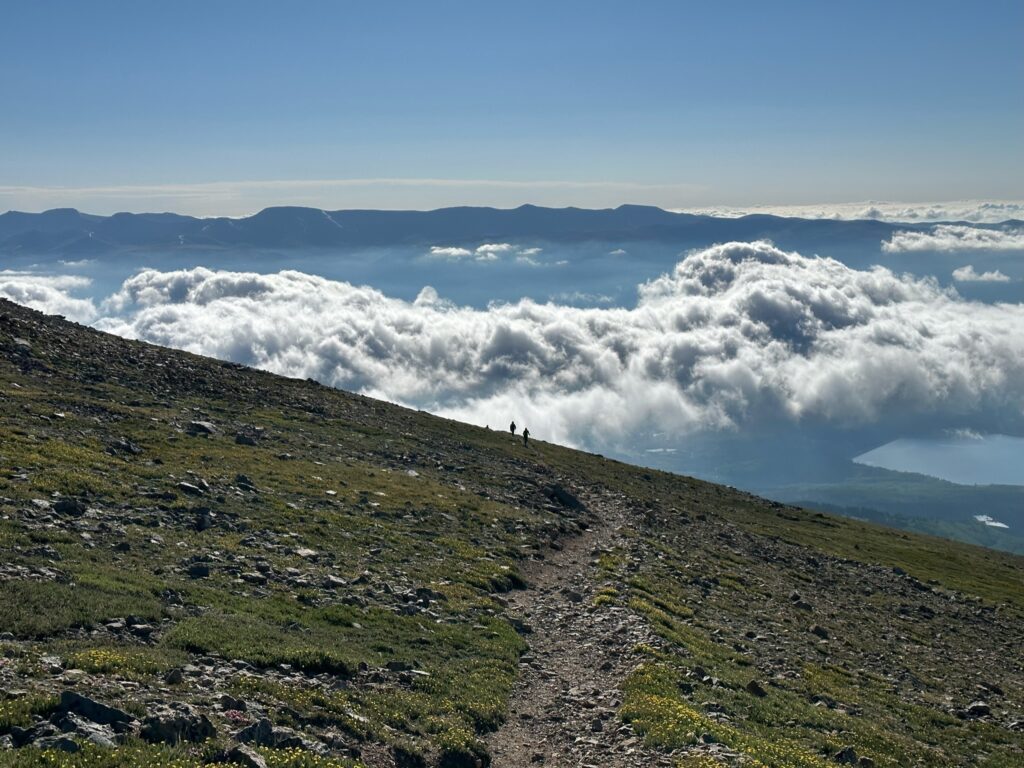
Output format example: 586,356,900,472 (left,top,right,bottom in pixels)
0,297,1022,768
